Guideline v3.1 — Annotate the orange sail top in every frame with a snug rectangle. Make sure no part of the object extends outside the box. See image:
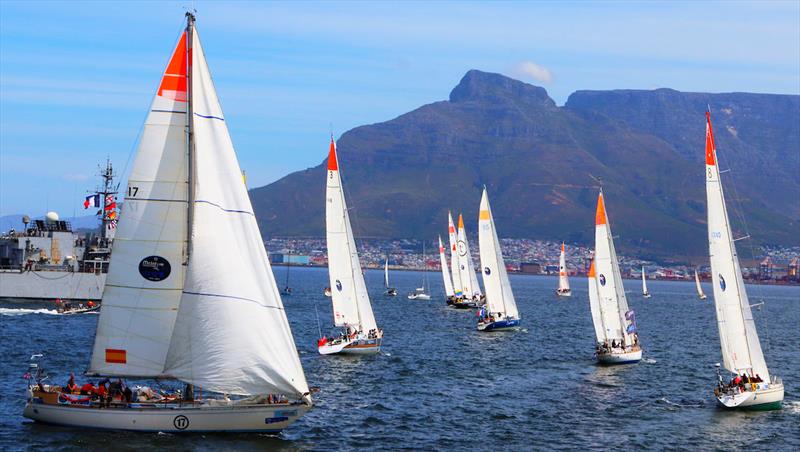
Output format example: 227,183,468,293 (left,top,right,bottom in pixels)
458,214,464,229
588,260,596,277
705,111,716,166
327,139,338,171
595,192,607,226
561,242,565,253
158,31,189,102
